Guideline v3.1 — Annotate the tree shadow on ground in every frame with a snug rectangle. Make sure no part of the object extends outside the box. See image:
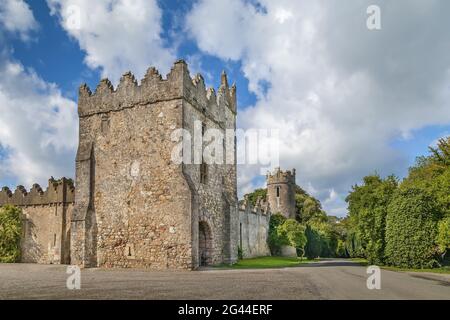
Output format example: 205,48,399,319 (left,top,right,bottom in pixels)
297,259,362,268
